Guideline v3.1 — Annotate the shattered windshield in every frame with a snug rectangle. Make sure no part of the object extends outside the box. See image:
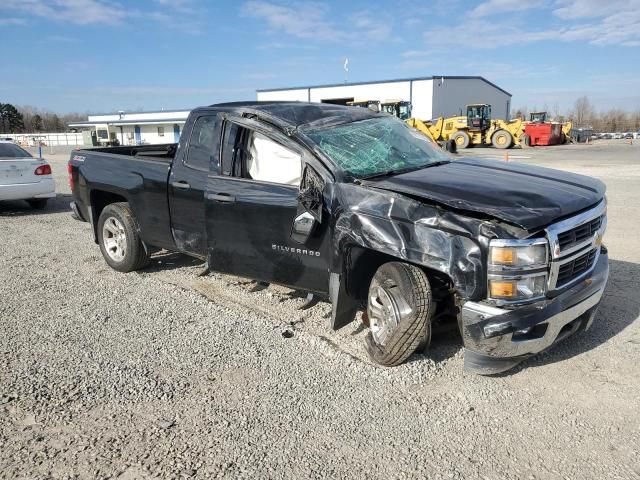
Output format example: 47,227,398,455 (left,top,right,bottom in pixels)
304,117,449,178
